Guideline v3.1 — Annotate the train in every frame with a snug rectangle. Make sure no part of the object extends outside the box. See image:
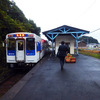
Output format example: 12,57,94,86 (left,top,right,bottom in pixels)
6,32,48,68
